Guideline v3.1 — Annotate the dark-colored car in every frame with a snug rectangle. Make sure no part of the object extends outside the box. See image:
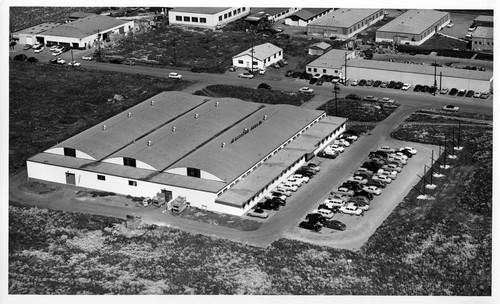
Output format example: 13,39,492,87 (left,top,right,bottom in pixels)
398,149,413,158
298,166,317,175
316,78,325,86
306,213,327,224
358,79,367,86
323,220,346,231
449,88,458,96
285,70,293,77
26,57,39,63
318,203,340,213
413,84,422,92
465,90,475,97
256,200,280,211
345,94,362,100
267,198,286,206
295,169,314,178
457,89,466,97
299,220,322,232
340,182,363,191
366,179,387,188
353,170,372,179
387,81,396,88
14,54,28,61
318,151,338,159
354,190,374,200
258,83,272,90
373,80,382,87
394,81,403,89
370,151,388,158
365,79,373,86
362,162,383,172
309,78,318,85
421,85,430,93
429,86,438,94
